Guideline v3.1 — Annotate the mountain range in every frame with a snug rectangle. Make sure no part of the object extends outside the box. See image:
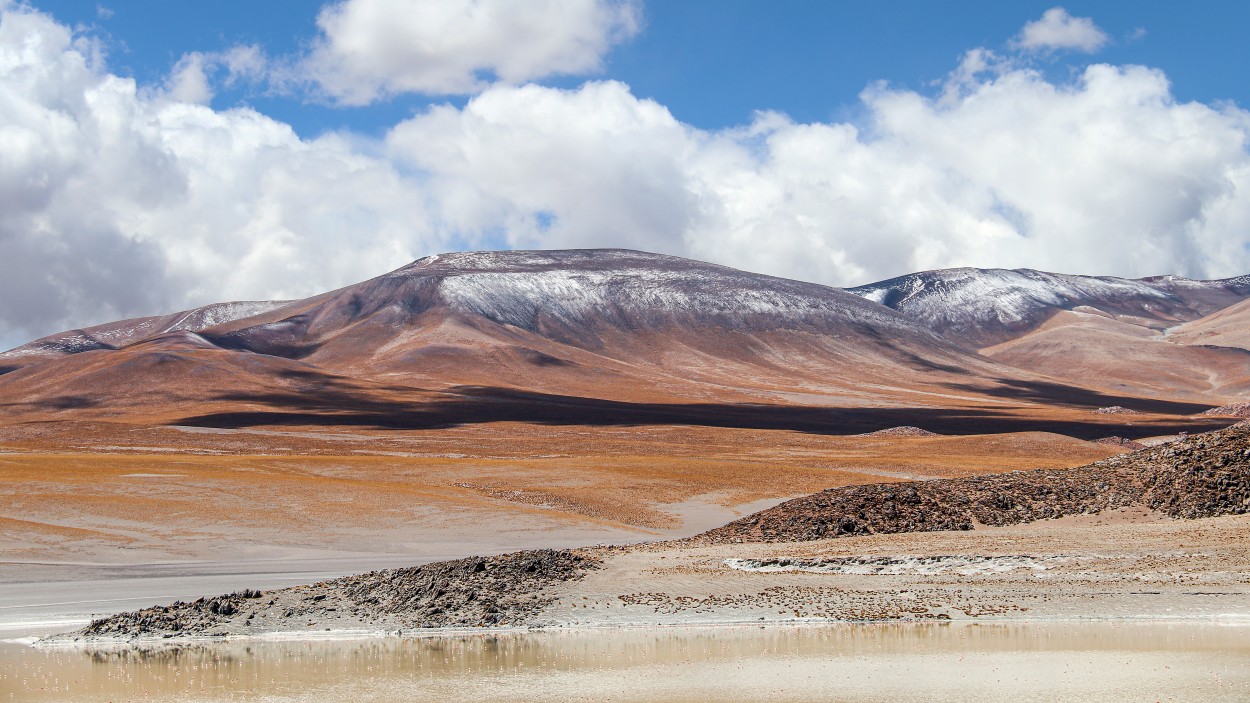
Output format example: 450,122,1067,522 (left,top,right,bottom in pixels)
2,249,1247,435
